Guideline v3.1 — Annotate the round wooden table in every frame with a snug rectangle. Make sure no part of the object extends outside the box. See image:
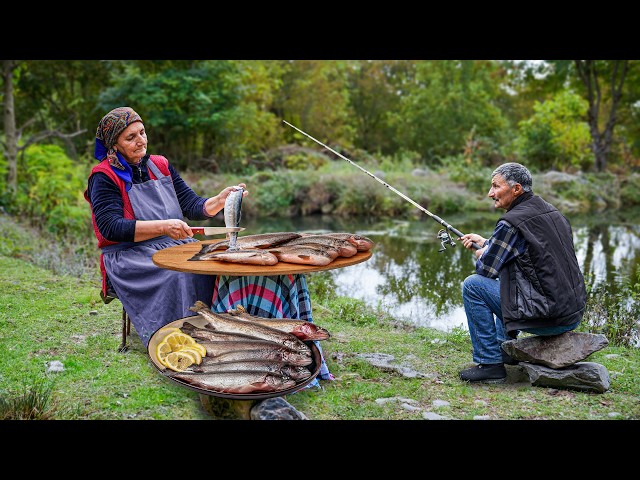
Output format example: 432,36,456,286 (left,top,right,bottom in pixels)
152,240,373,276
